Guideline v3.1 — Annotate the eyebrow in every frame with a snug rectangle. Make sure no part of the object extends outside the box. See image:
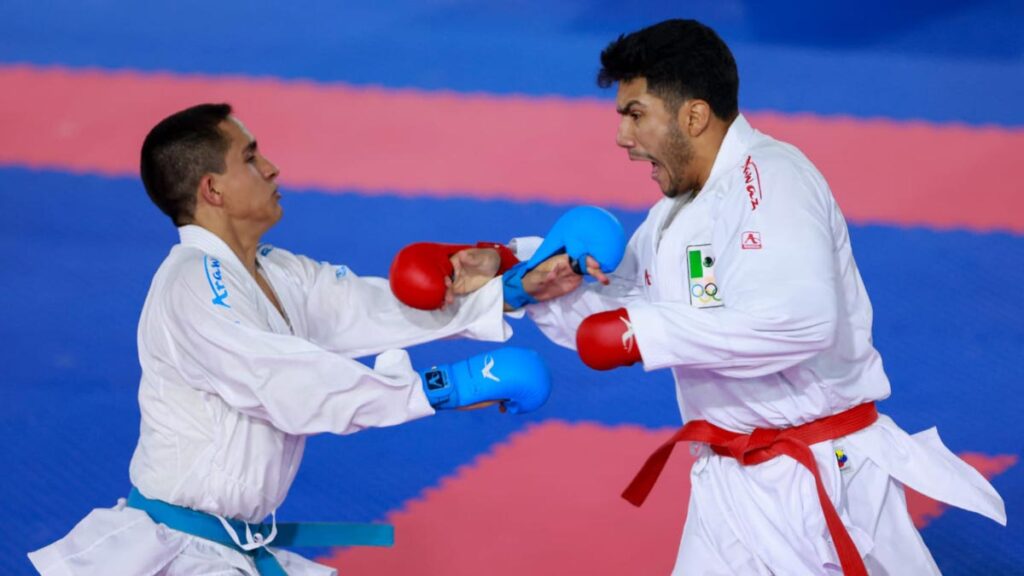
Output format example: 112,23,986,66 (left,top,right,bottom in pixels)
616,100,644,115
242,140,258,155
